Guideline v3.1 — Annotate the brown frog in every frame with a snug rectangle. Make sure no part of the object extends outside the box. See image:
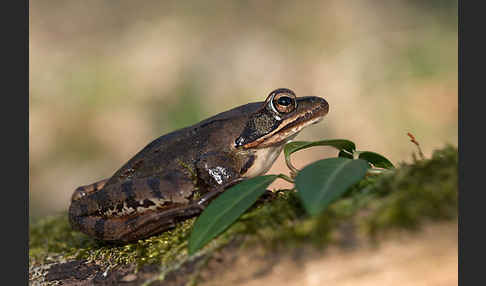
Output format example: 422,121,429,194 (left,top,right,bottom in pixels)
69,88,329,242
